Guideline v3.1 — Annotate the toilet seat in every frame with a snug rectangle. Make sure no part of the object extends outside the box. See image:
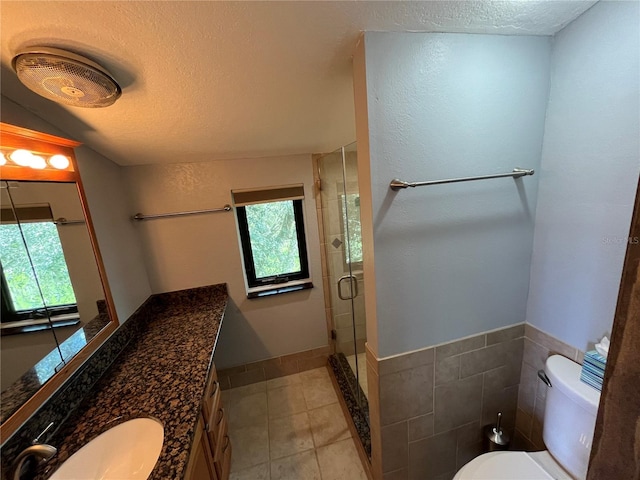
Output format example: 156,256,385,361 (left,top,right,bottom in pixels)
453,451,572,480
